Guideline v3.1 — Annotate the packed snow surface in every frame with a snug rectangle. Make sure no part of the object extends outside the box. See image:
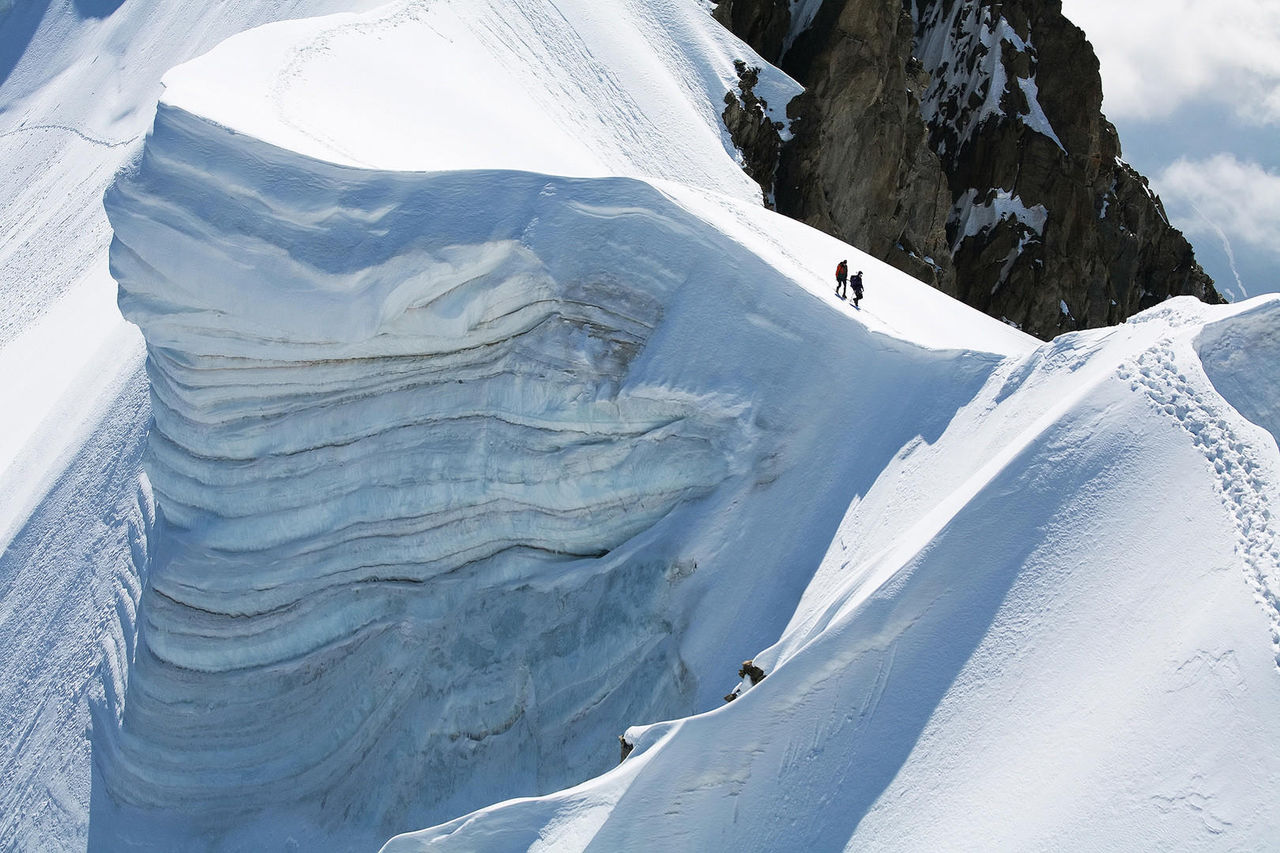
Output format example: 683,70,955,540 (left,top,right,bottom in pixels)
157,0,799,193
4,0,1280,851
